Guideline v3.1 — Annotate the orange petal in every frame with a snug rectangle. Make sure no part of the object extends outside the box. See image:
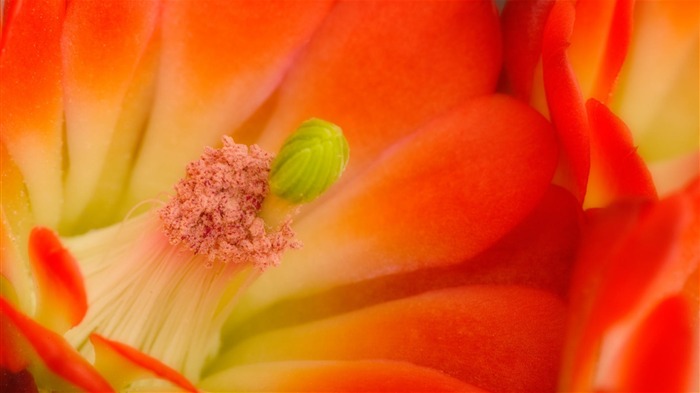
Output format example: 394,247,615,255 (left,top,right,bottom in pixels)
60,0,160,227
0,298,113,392
90,334,198,392
257,0,502,180
126,0,334,206
0,0,64,227
584,99,657,208
541,0,589,202
202,360,487,392
234,94,558,321
561,178,699,391
28,227,87,334
218,286,567,393
222,185,579,347
427,184,580,298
